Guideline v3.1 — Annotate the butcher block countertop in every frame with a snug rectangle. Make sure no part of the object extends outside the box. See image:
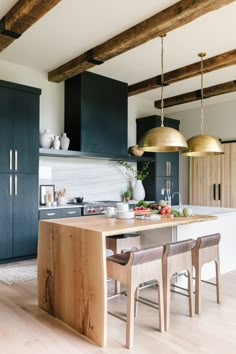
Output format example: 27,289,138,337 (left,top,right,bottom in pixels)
38,214,217,348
